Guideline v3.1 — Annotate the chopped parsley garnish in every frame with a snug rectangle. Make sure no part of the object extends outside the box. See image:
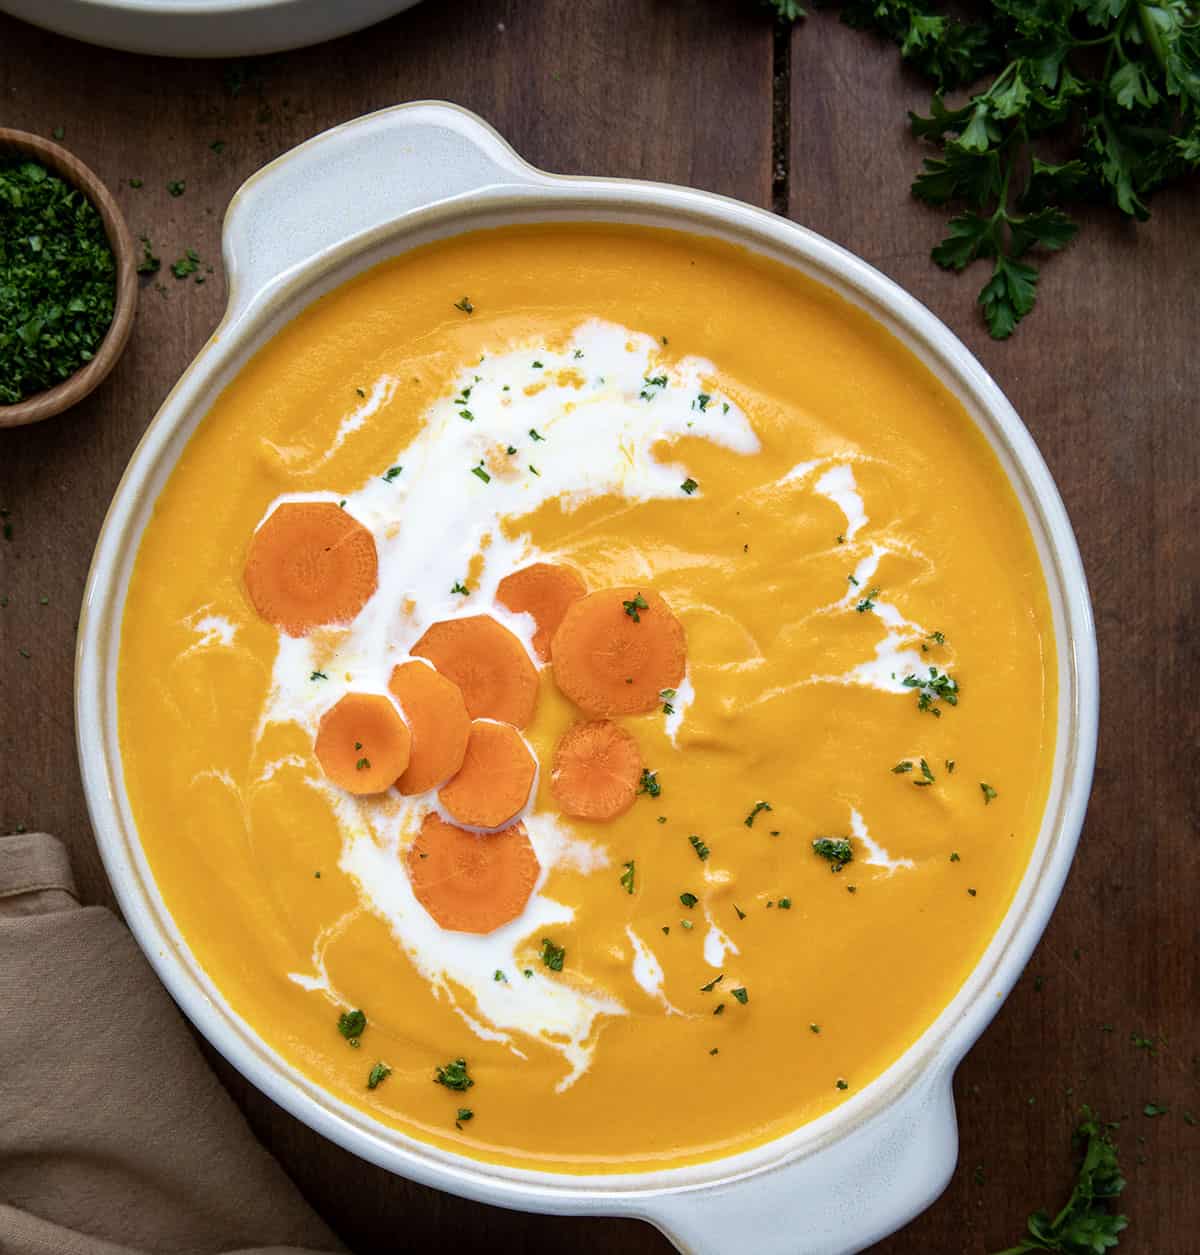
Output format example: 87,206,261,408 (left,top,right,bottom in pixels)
854,586,881,613
810,1023,820,1033
639,374,668,399
902,666,959,716
0,158,118,403
914,758,936,786
456,1107,473,1124
812,837,853,872
694,393,711,411
382,465,403,482
505,445,517,455
367,1061,391,1089
337,1009,366,1044
744,800,773,827
679,919,694,930
355,757,370,771
892,760,914,774
355,386,365,397
493,969,507,982
680,477,699,495
968,887,978,897
848,573,860,587
638,768,661,797
166,179,185,197
453,296,474,314
170,248,201,279
837,533,846,544
434,1058,473,1091
622,592,649,622
733,904,746,920
990,1106,1127,1252
731,987,749,1004
836,1079,849,1091
470,466,491,484
679,892,699,908
927,630,946,646
778,897,792,910
529,427,545,441
459,408,474,421
688,834,710,861
946,759,956,774
699,973,724,992
539,937,565,971
137,234,160,275
950,851,961,862
531,360,544,369
981,783,998,804
660,687,677,714
129,177,143,188
709,1047,720,1056
310,670,328,681
620,860,636,894
451,581,470,595
528,464,541,477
